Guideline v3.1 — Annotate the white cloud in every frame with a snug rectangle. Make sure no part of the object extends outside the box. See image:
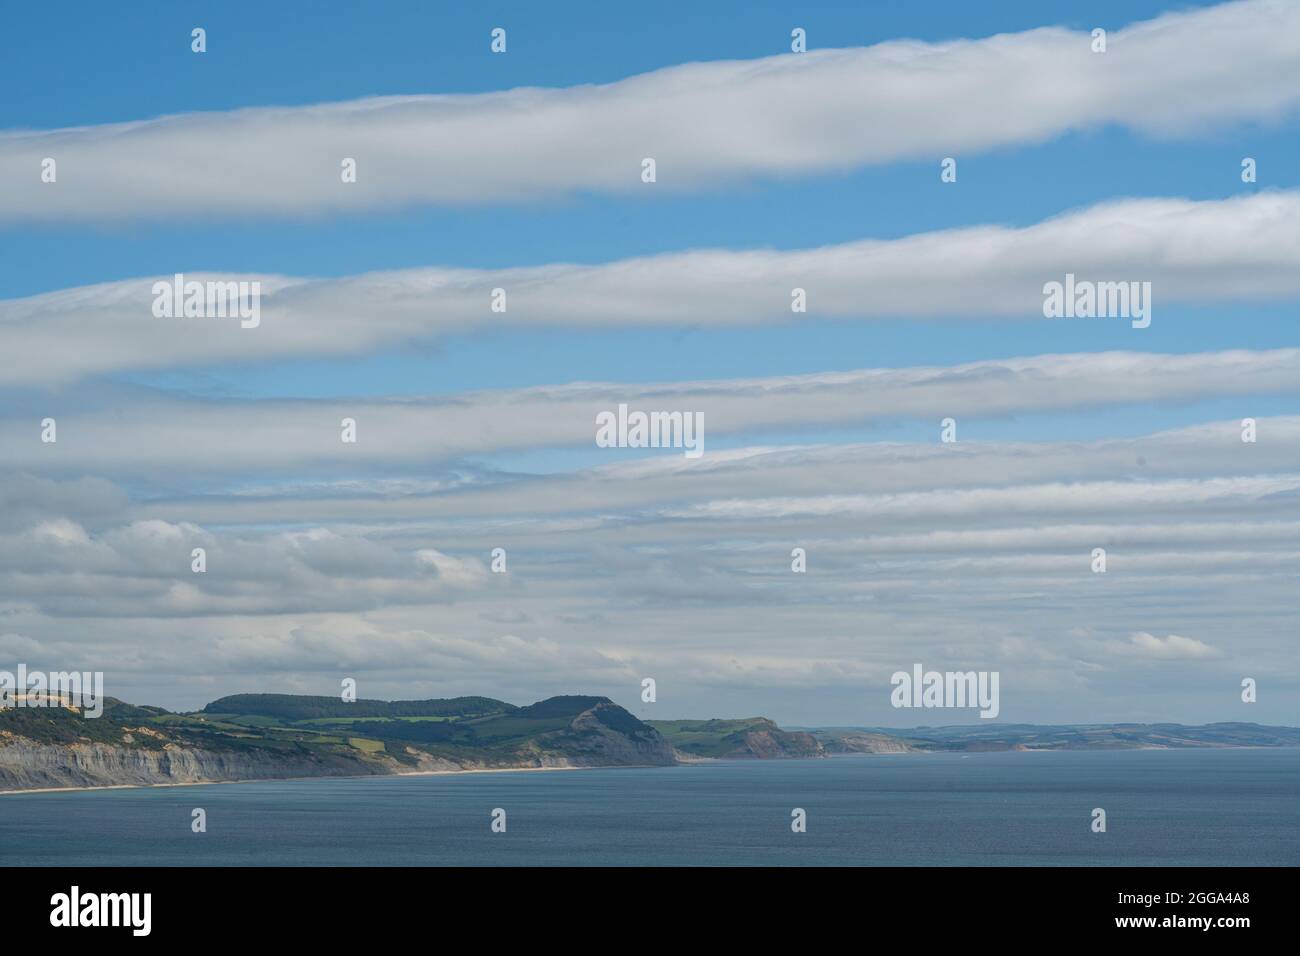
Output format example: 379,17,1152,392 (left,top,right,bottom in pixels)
4,349,1300,474
2,0,1298,222
669,475,1300,522
102,414,1300,529
4,192,1299,387
1114,632,1221,659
